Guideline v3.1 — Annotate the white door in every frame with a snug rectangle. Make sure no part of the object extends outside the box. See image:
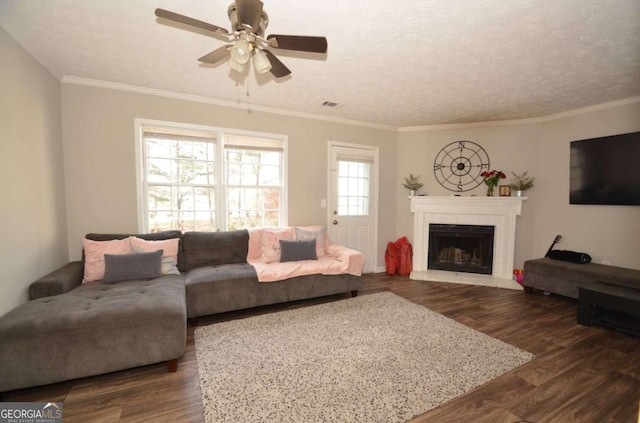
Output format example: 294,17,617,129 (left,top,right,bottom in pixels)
328,142,378,273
